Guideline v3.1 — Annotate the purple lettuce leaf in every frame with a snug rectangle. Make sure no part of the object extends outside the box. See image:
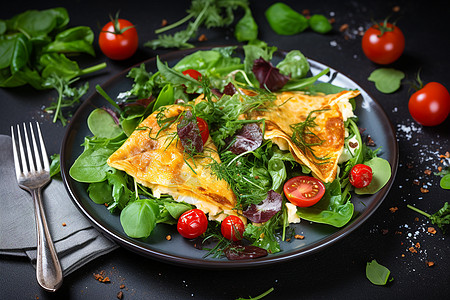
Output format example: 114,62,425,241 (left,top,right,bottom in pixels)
243,190,283,223
228,123,263,155
224,244,268,260
177,110,203,154
252,57,290,92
